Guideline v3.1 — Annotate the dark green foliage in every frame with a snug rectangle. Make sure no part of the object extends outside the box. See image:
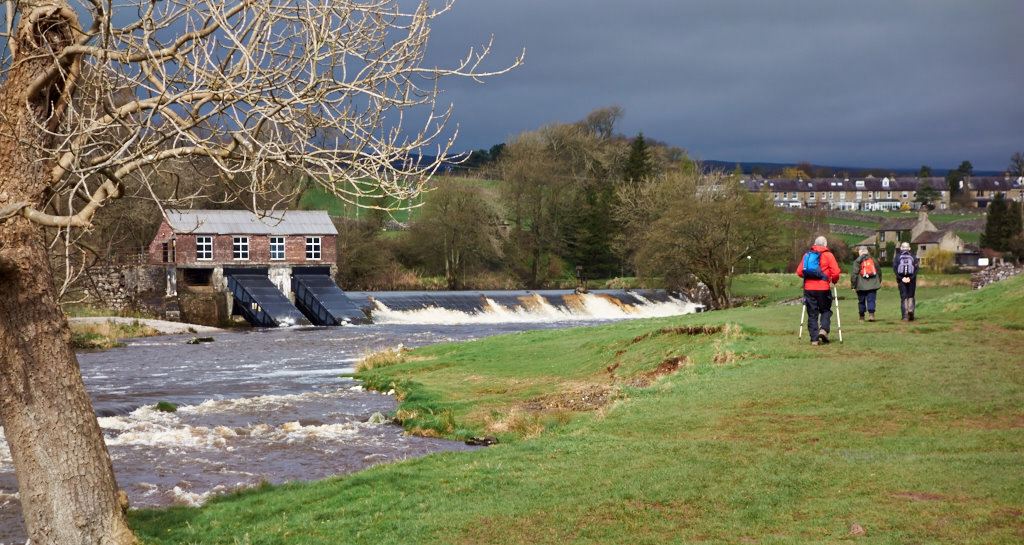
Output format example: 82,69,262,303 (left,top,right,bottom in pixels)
915,184,940,209
981,193,1024,251
946,160,973,196
621,132,655,183
918,165,932,177
562,179,620,279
